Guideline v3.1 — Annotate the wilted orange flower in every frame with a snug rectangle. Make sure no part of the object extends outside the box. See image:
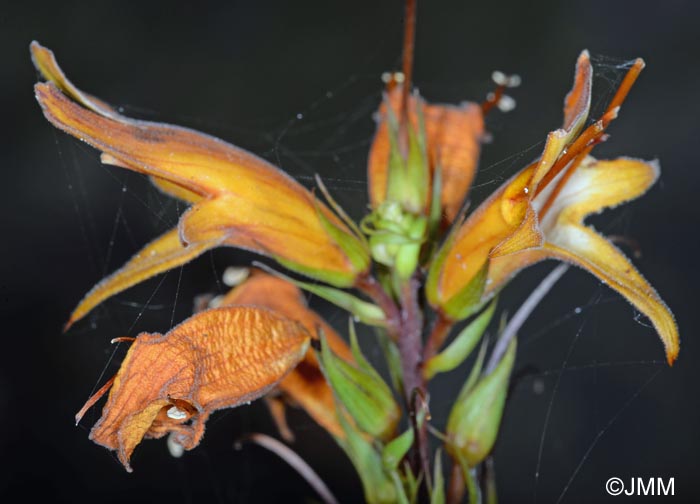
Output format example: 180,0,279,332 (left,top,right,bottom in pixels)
426,51,679,364
219,269,353,439
75,306,310,472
